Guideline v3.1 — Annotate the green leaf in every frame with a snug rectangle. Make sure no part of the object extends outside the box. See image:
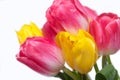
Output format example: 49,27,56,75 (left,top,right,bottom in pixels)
95,64,119,80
